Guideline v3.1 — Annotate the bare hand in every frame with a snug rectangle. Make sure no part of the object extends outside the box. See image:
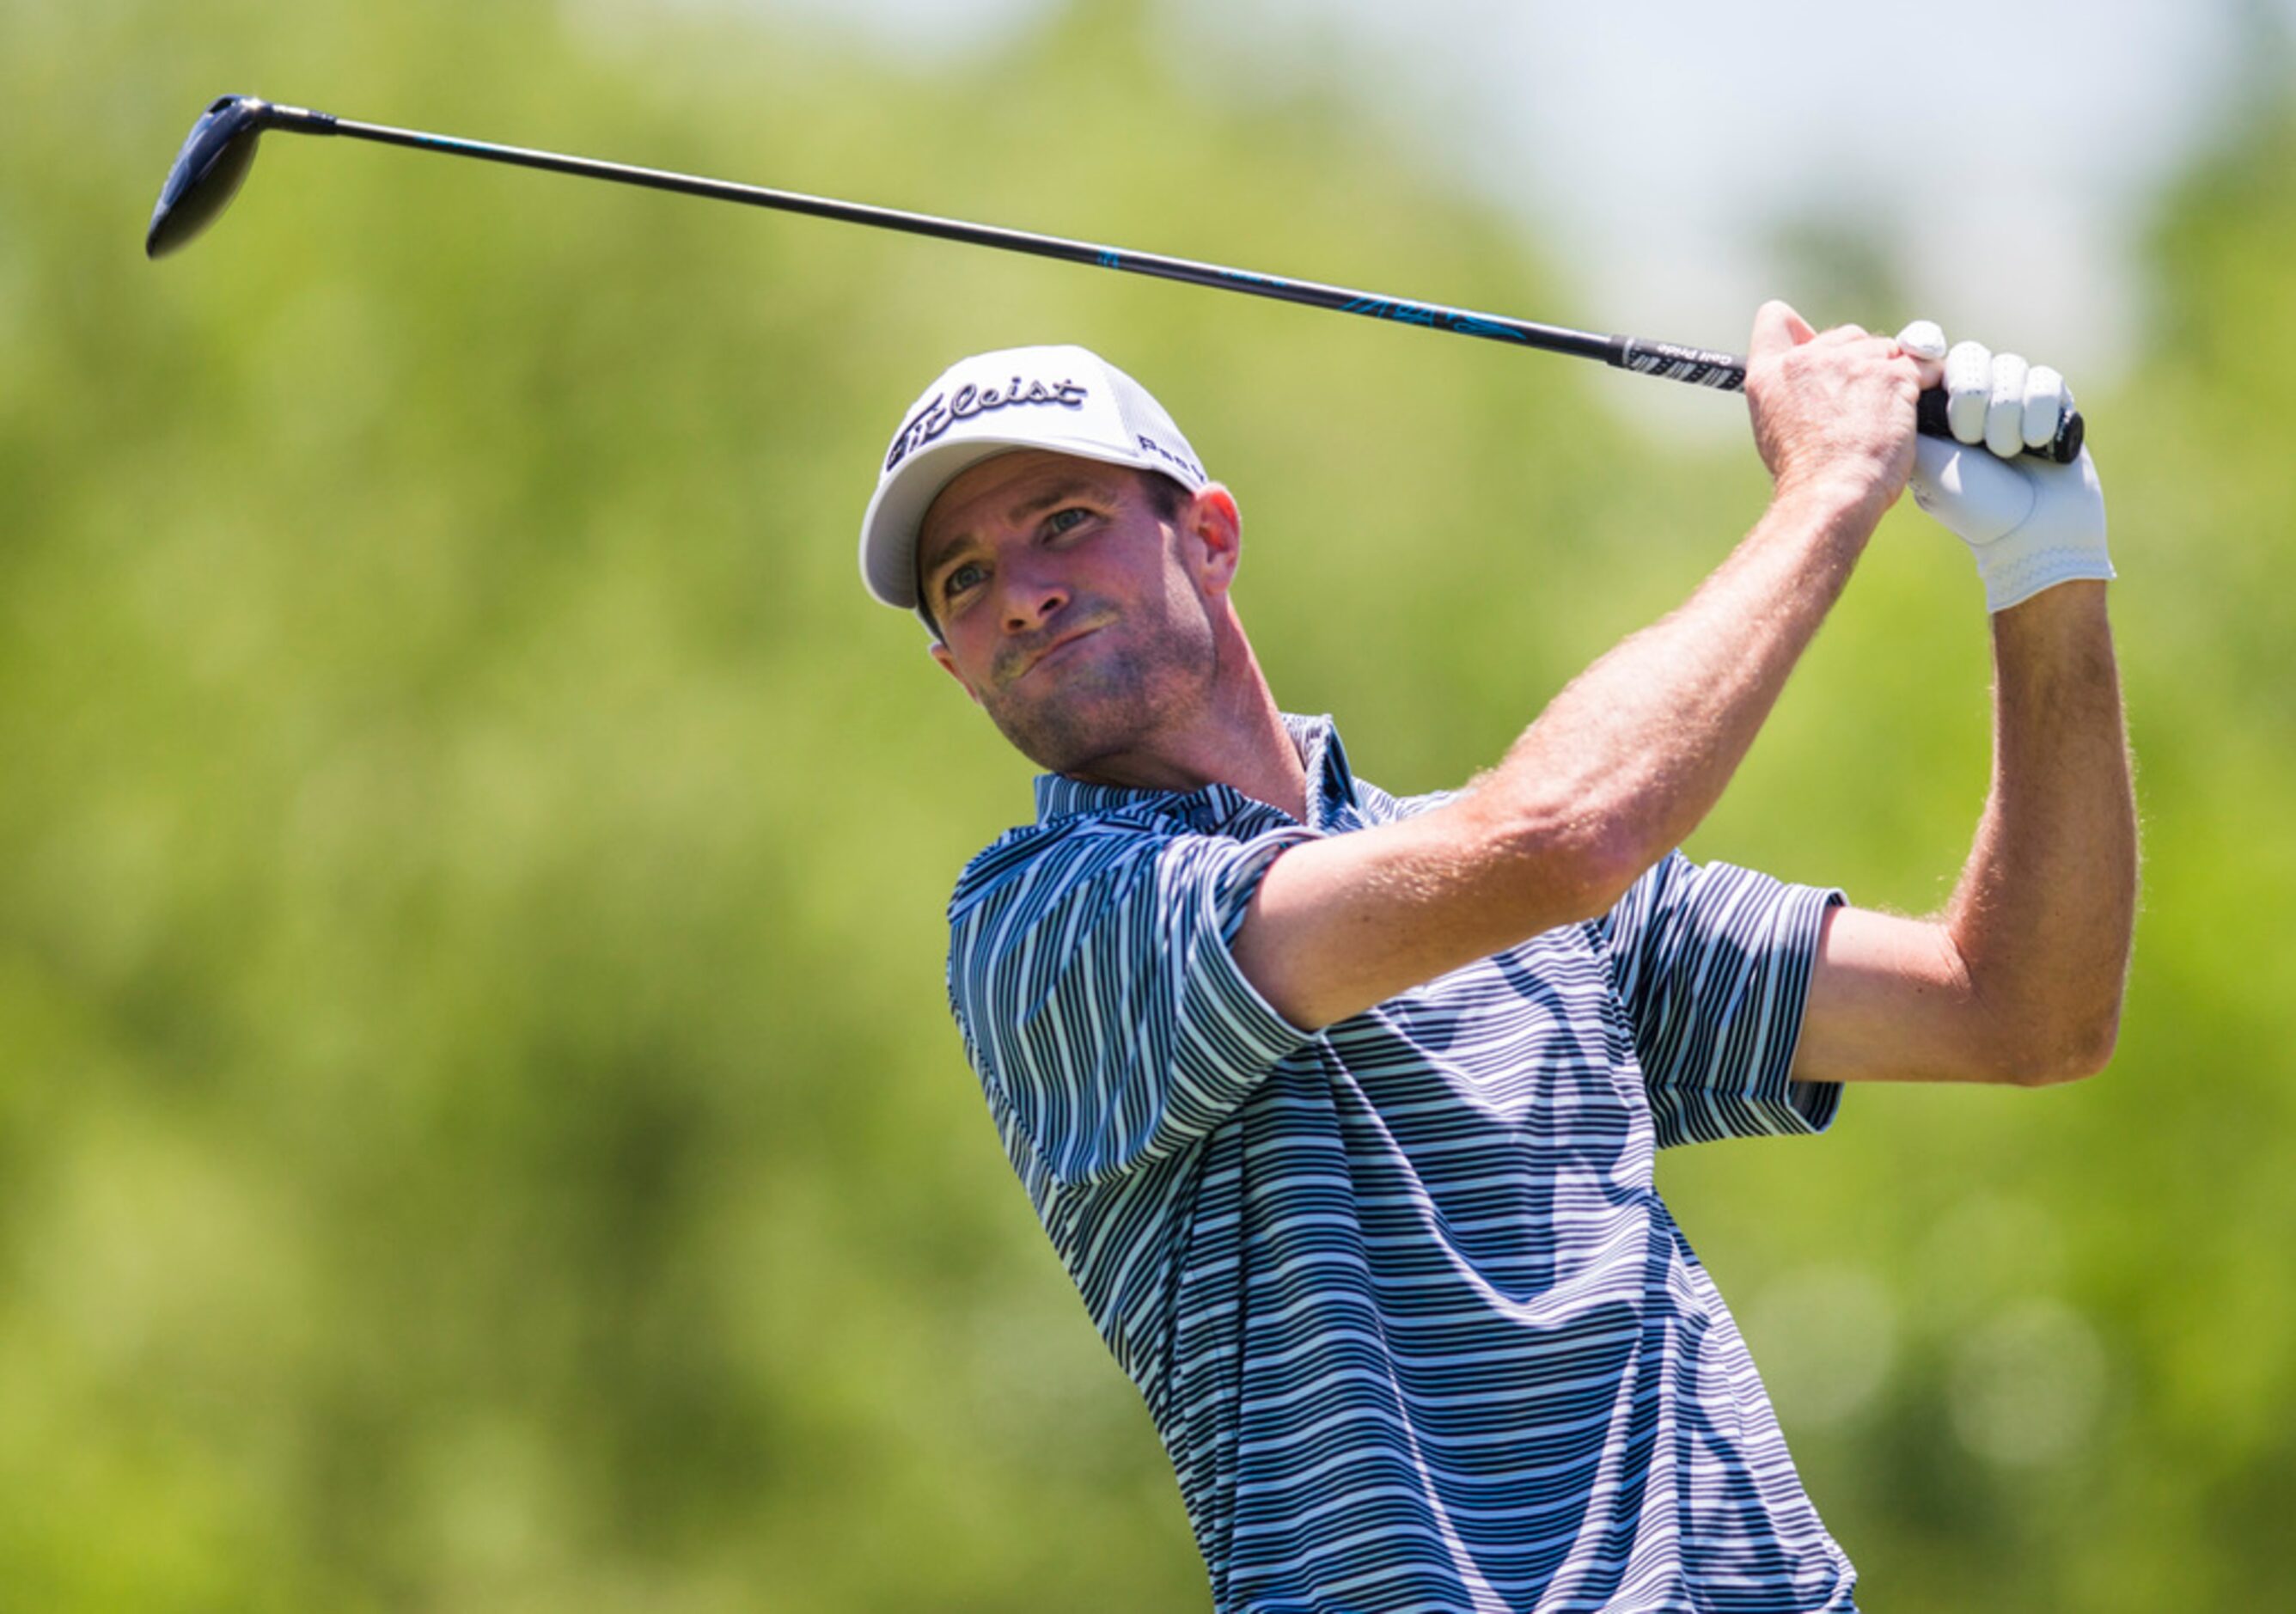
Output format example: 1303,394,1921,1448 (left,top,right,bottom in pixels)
1744,301,1944,515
